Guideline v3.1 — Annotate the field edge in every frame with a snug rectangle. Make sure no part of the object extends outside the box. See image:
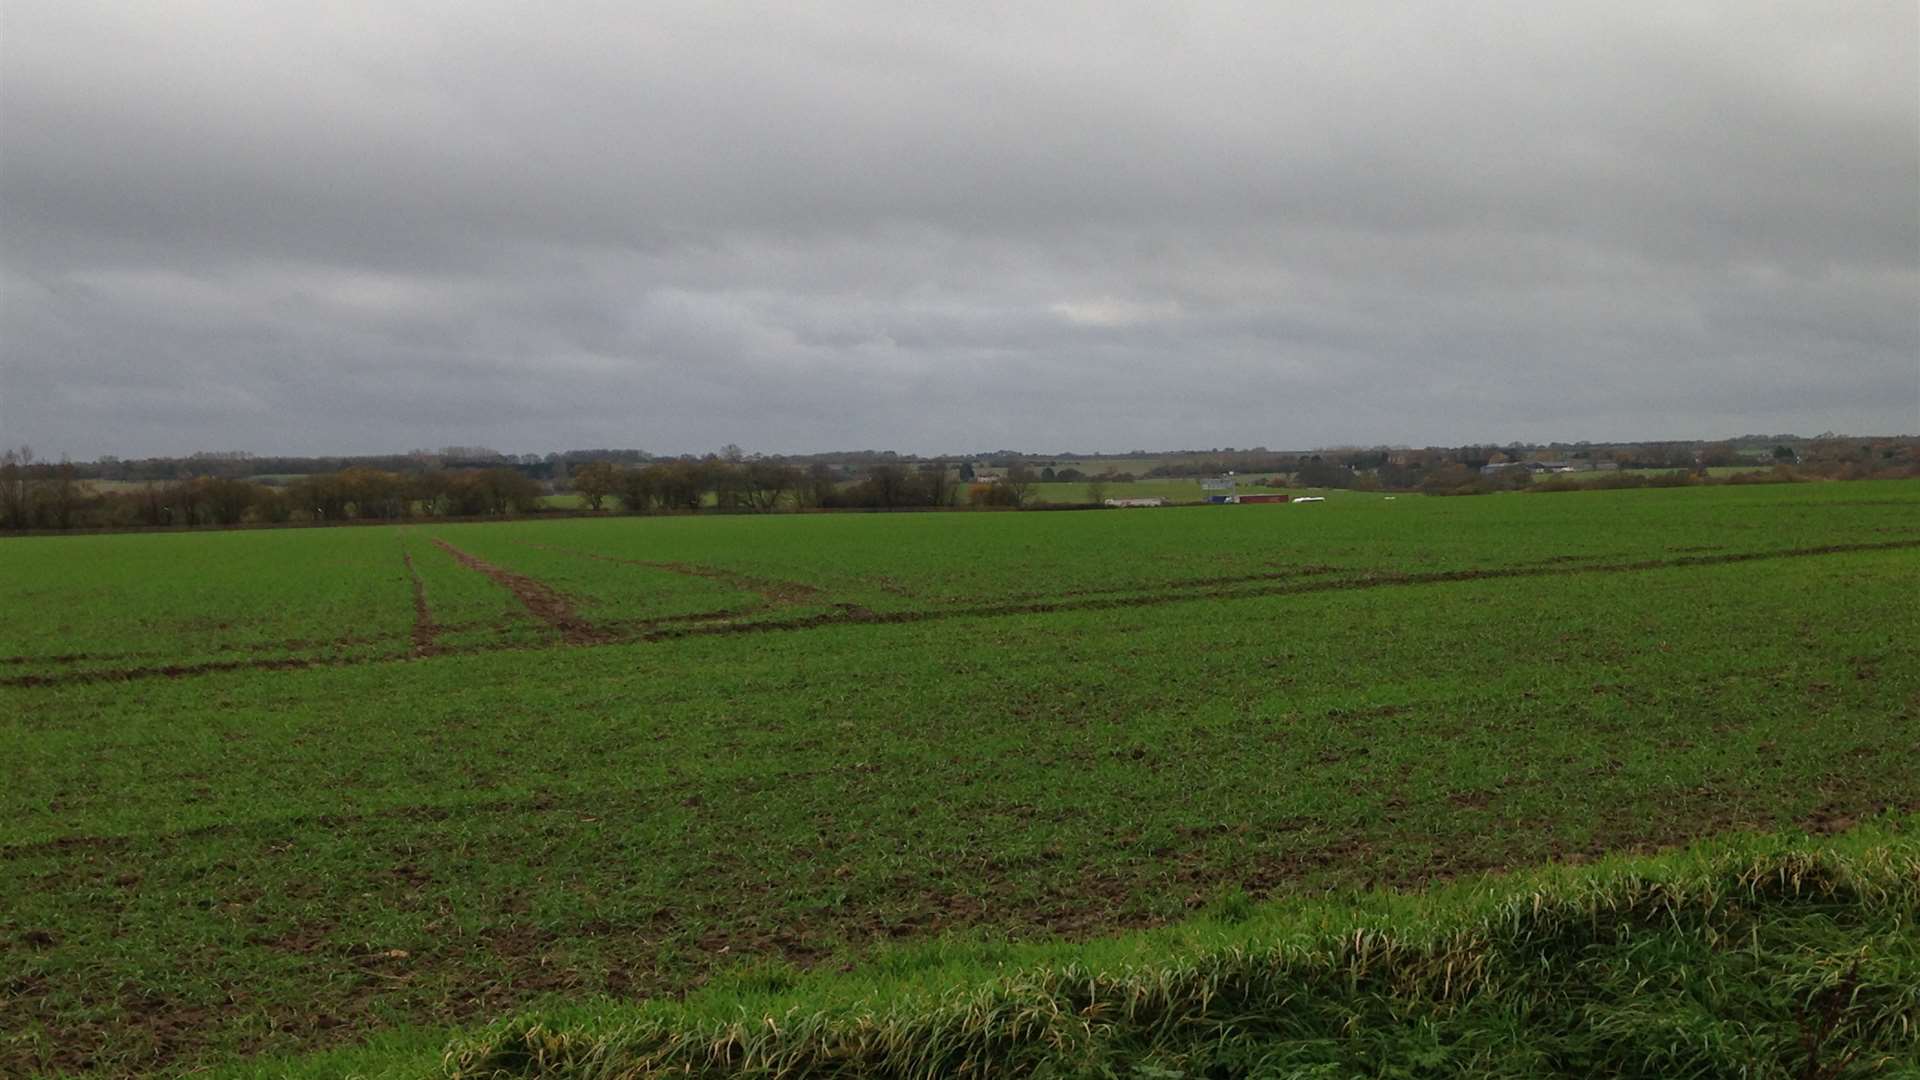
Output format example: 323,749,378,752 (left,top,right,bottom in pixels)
200,817,1920,1079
